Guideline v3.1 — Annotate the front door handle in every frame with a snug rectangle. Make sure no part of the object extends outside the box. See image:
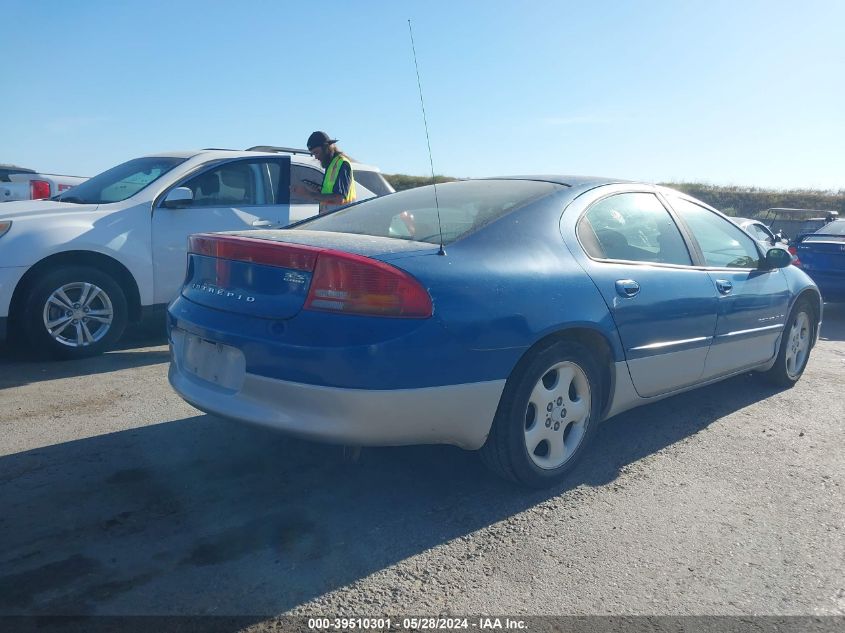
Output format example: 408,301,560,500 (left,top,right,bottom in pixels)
615,279,640,298
715,279,733,295
252,219,272,228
